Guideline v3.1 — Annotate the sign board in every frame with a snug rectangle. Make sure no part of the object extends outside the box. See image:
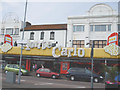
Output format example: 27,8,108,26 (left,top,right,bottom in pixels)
1,34,13,52
60,62,70,74
107,32,118,46
4,34,13,46
104,32,120,56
